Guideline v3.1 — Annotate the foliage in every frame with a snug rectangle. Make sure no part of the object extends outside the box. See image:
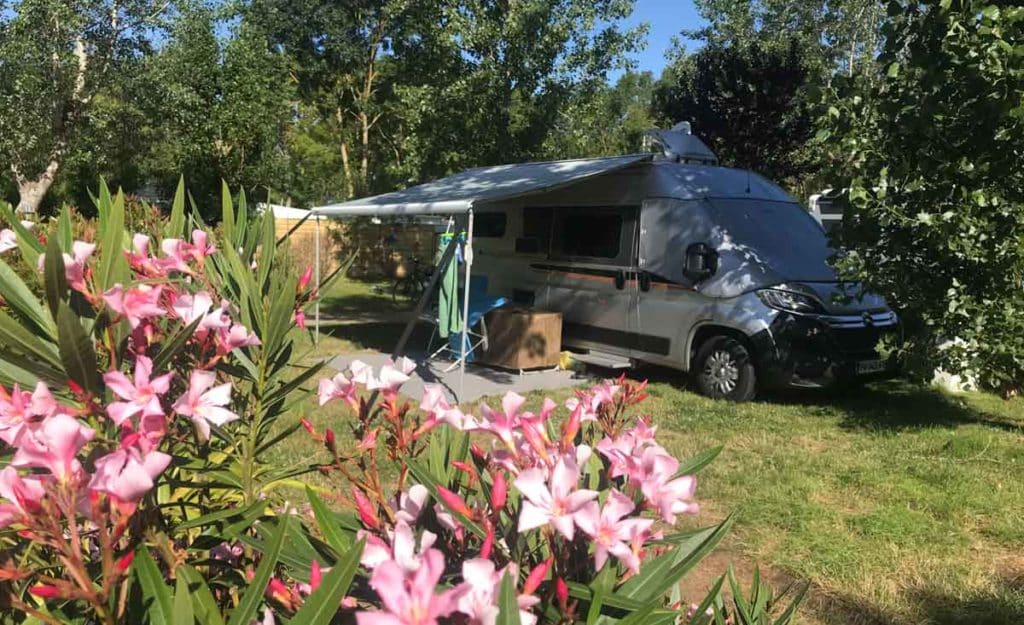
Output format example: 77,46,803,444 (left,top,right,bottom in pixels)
0,180,326,623
653,40,817,189
819,0,1024,393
